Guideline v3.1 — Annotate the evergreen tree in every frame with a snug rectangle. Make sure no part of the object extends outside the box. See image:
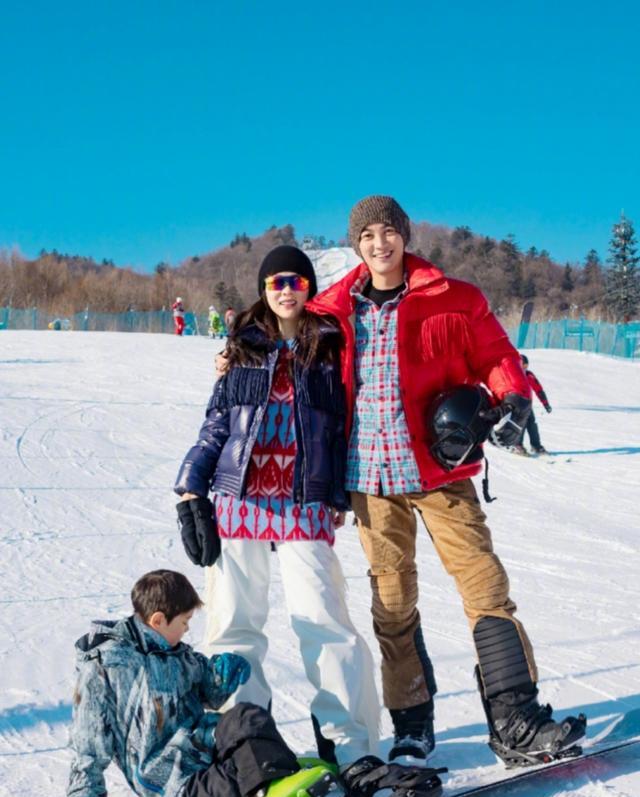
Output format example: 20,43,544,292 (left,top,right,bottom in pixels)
522,274,536,299
561,264,574,292
605,213,640,321
451,225,473,248
214,281,227,308
583,249,601,284
477,237,495,257
500,235,522,298
275,225,296,245
226,285,244,312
